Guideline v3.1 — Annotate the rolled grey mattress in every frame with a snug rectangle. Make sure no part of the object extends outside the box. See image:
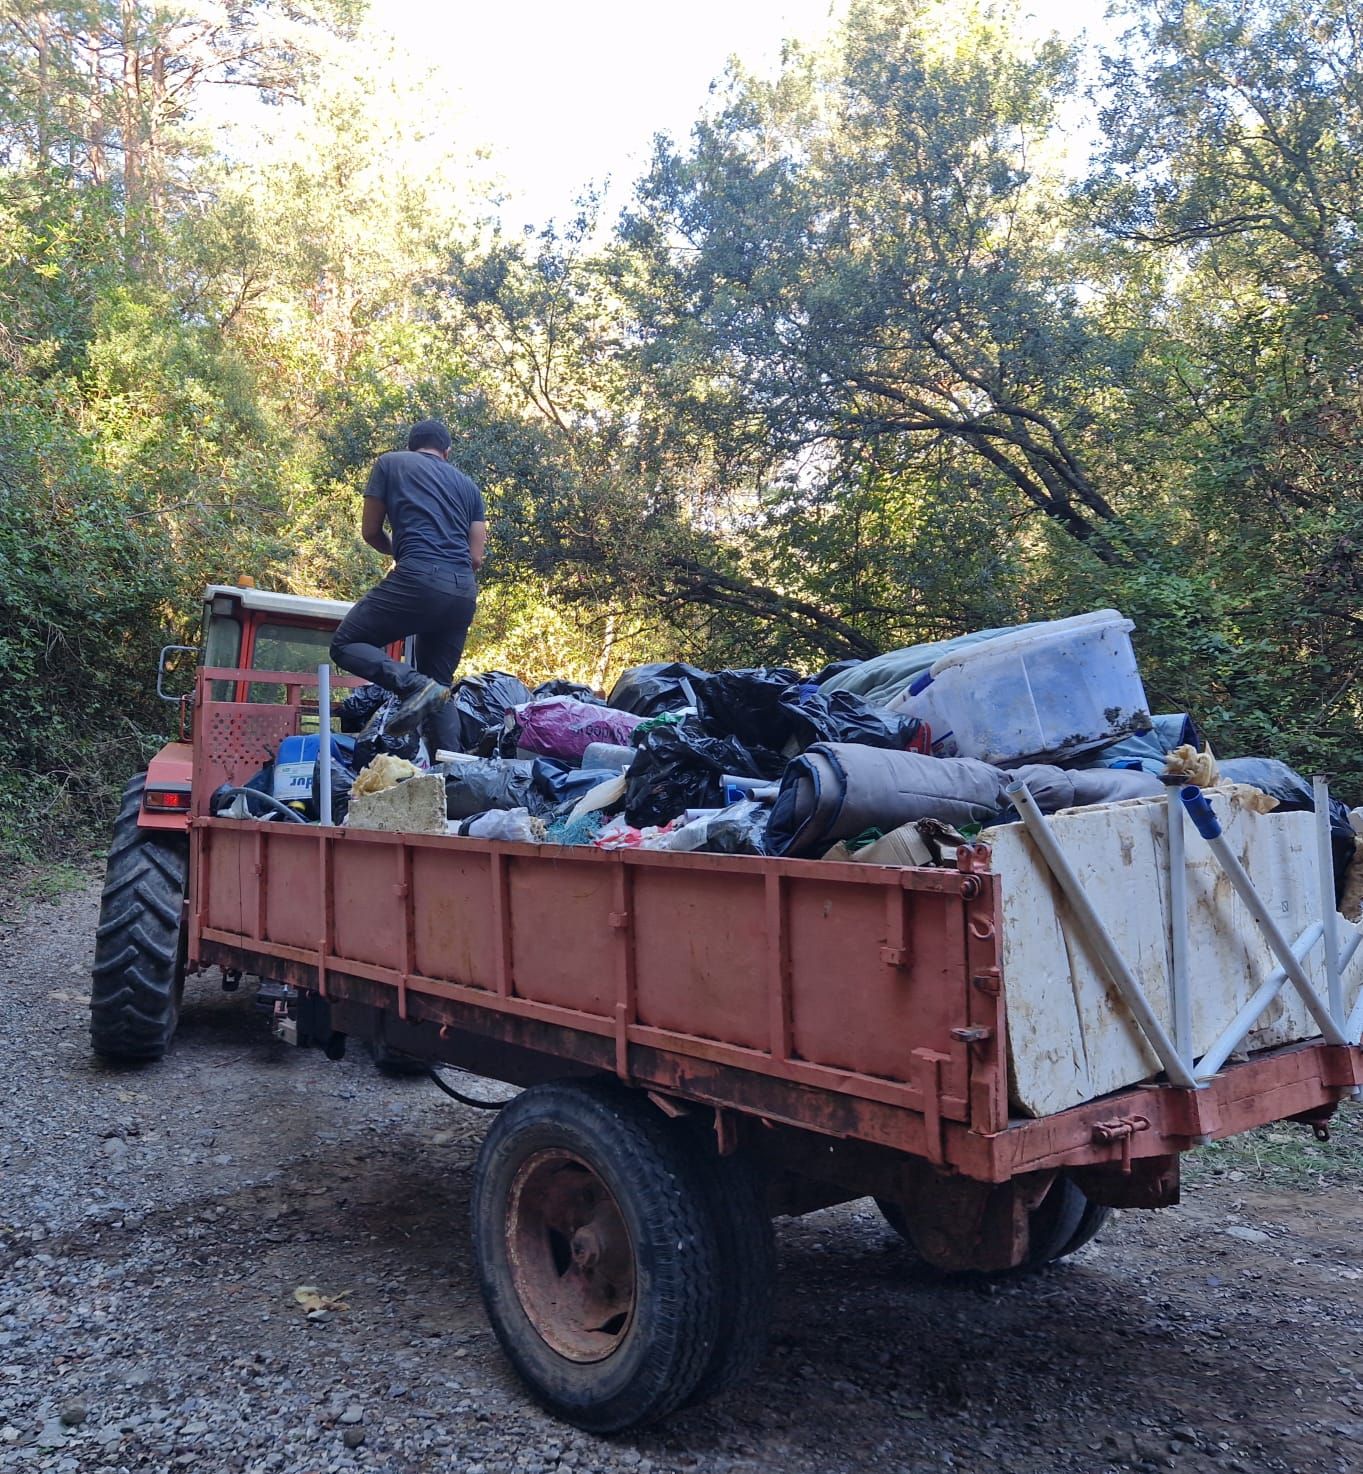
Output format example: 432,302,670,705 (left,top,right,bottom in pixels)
765,745,1164,857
